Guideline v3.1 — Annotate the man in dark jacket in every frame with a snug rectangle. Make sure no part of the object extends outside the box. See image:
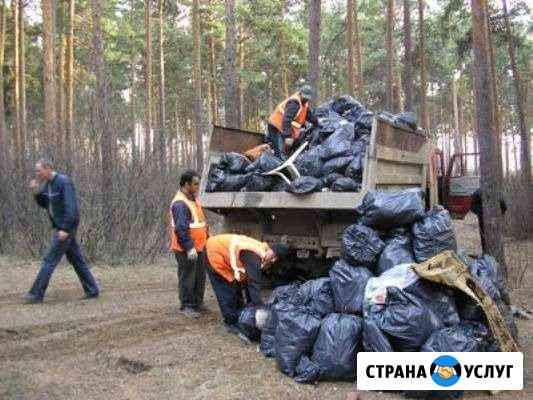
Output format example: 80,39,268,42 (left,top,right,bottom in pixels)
267,85,319,158
470,188,507,253
169,170,208,318
24,158,100,303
